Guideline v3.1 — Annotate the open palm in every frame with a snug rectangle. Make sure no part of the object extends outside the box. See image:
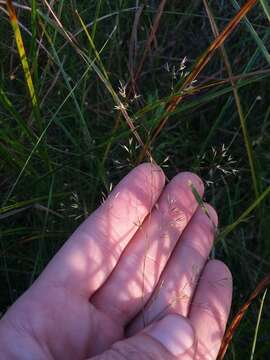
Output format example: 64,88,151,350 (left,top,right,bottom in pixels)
0,163,232,359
